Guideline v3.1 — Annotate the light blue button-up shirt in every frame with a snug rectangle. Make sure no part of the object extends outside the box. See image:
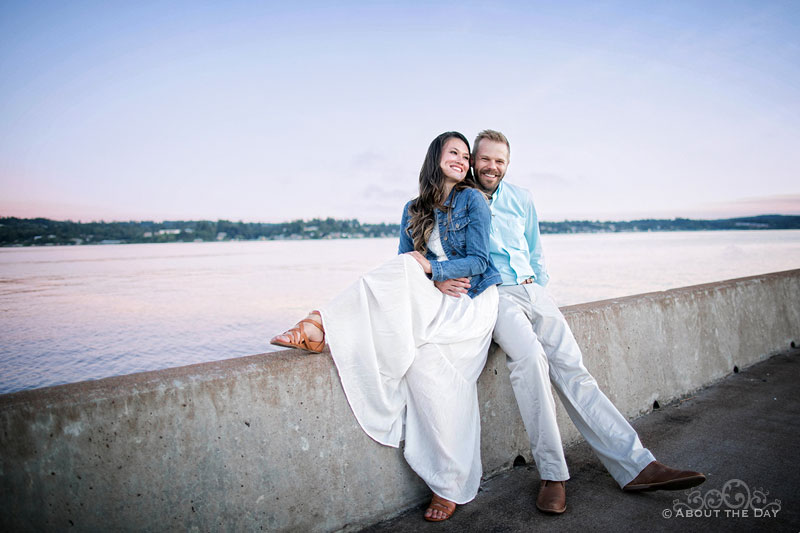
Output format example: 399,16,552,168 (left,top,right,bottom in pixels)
487,180,550,287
